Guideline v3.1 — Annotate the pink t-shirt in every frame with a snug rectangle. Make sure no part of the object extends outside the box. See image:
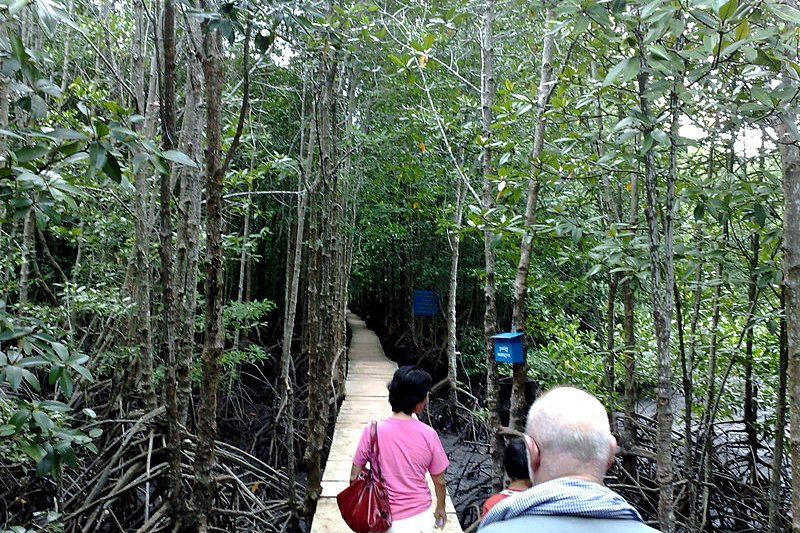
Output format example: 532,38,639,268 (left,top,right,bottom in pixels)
353,417,449,520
